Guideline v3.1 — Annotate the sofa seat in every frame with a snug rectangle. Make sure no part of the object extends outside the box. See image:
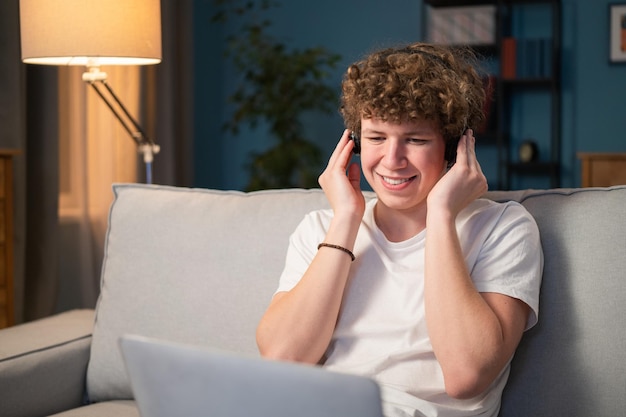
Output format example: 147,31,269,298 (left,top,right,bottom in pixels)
49,401,139,417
